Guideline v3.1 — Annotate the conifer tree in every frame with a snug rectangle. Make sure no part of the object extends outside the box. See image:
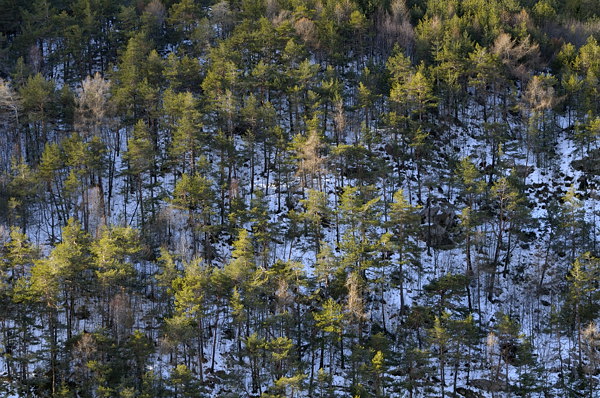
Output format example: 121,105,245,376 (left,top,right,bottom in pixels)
45,218,91,339
171,172,216,260
18,73,57,161
314,298,345,375
0,227,38,384
163,89,203,175
92,225,140,330
124,120,157,230
429,314,450,398
387,189,421,315
298,189,331,257
567,253,600,366
169,257,209,383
